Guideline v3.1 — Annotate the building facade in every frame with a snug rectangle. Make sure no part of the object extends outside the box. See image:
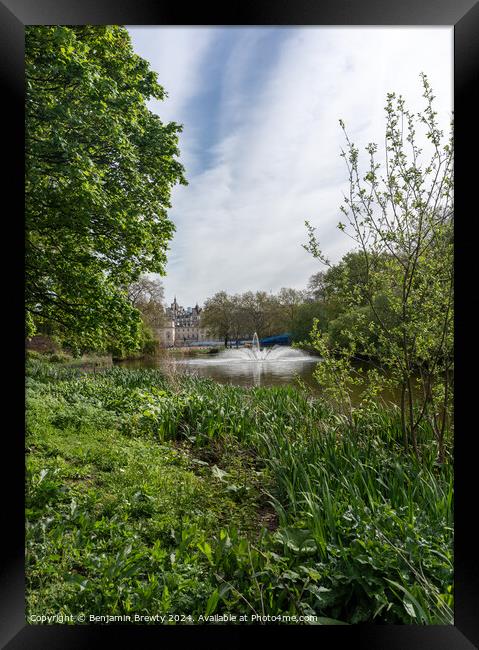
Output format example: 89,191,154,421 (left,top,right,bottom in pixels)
157,298,209,347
